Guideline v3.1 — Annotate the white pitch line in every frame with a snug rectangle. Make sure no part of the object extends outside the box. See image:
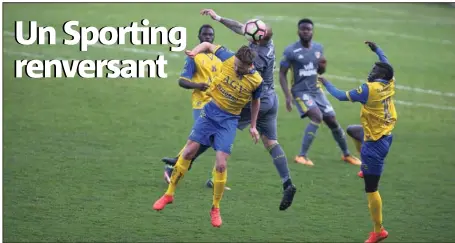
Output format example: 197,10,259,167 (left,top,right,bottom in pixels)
324,74,455,98
4,49,455,112
254,15,453,45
